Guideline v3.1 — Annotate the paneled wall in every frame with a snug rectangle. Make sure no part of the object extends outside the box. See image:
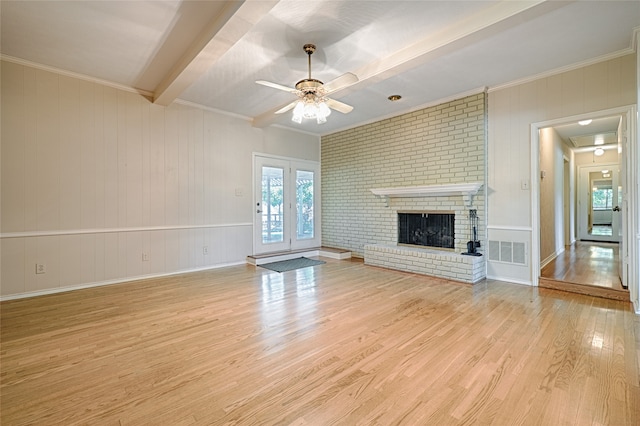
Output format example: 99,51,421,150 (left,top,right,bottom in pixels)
539,127,572,266
488,54,636,285
321,93,486,257
0,61,320,299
